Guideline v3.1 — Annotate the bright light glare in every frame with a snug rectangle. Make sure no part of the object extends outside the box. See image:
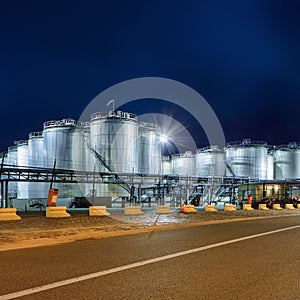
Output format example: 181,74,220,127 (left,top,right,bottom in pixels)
160,135,168,143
